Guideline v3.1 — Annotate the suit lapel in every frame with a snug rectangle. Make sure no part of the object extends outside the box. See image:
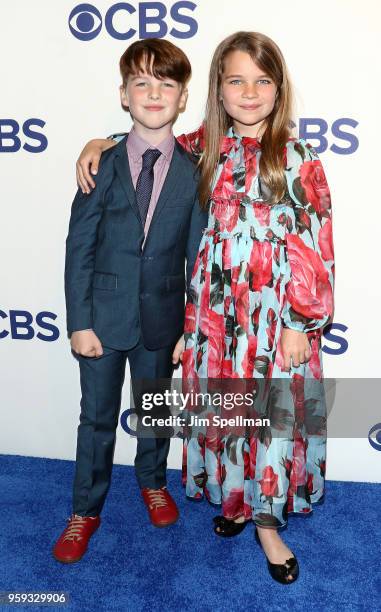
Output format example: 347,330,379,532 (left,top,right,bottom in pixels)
114,134,142,224
148,142,186,230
